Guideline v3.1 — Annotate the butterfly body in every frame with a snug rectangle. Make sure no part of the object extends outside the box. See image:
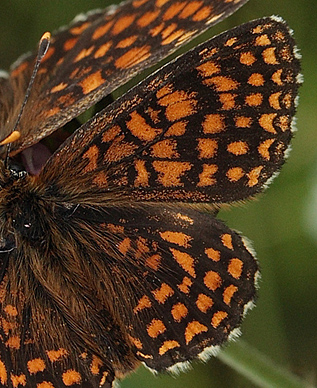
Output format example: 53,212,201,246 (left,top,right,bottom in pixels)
0,1,301,387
